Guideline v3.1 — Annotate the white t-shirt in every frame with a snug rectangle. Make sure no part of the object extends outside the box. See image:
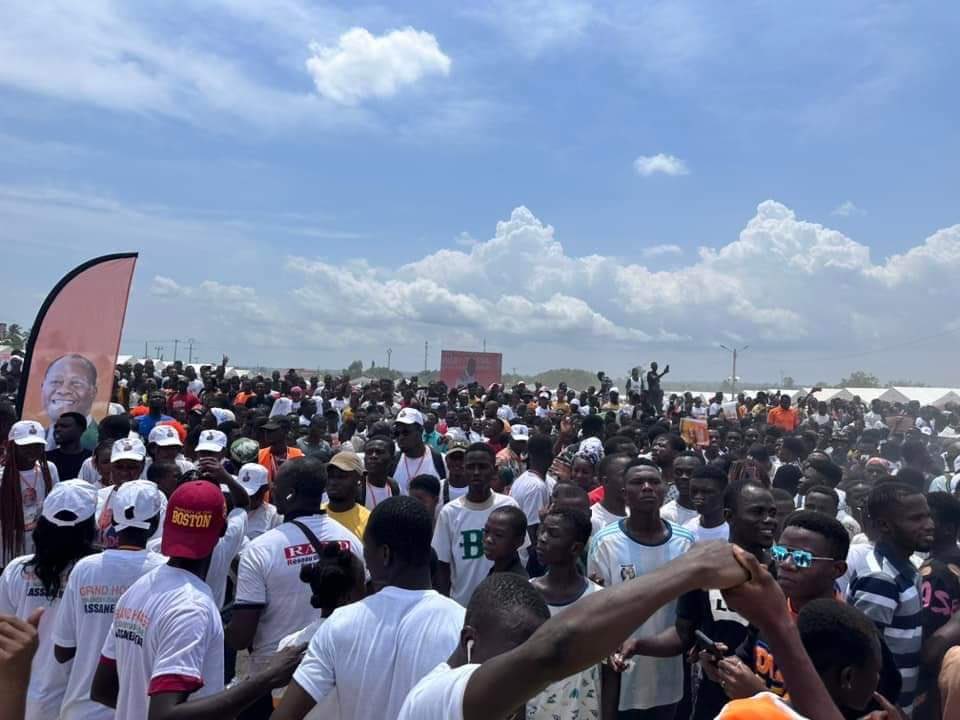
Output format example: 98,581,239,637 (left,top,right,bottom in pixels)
394,450,441,495
691,405,707,419
432,492,520,606
274,619,340,718
591,503,628,537
293,587,465,720
205,508,247,609
246,502,282,540
101,564,224,720
0,462,60,565
396,662,479,720
526,580,602,720
659,500,698,527
682,517,730,543
363,482,394,511
0,554,70,720
235,514,364,672
587,520,694,711
78,456,102,488
510,471,551,529
53,549,167,720
438,481,469,510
